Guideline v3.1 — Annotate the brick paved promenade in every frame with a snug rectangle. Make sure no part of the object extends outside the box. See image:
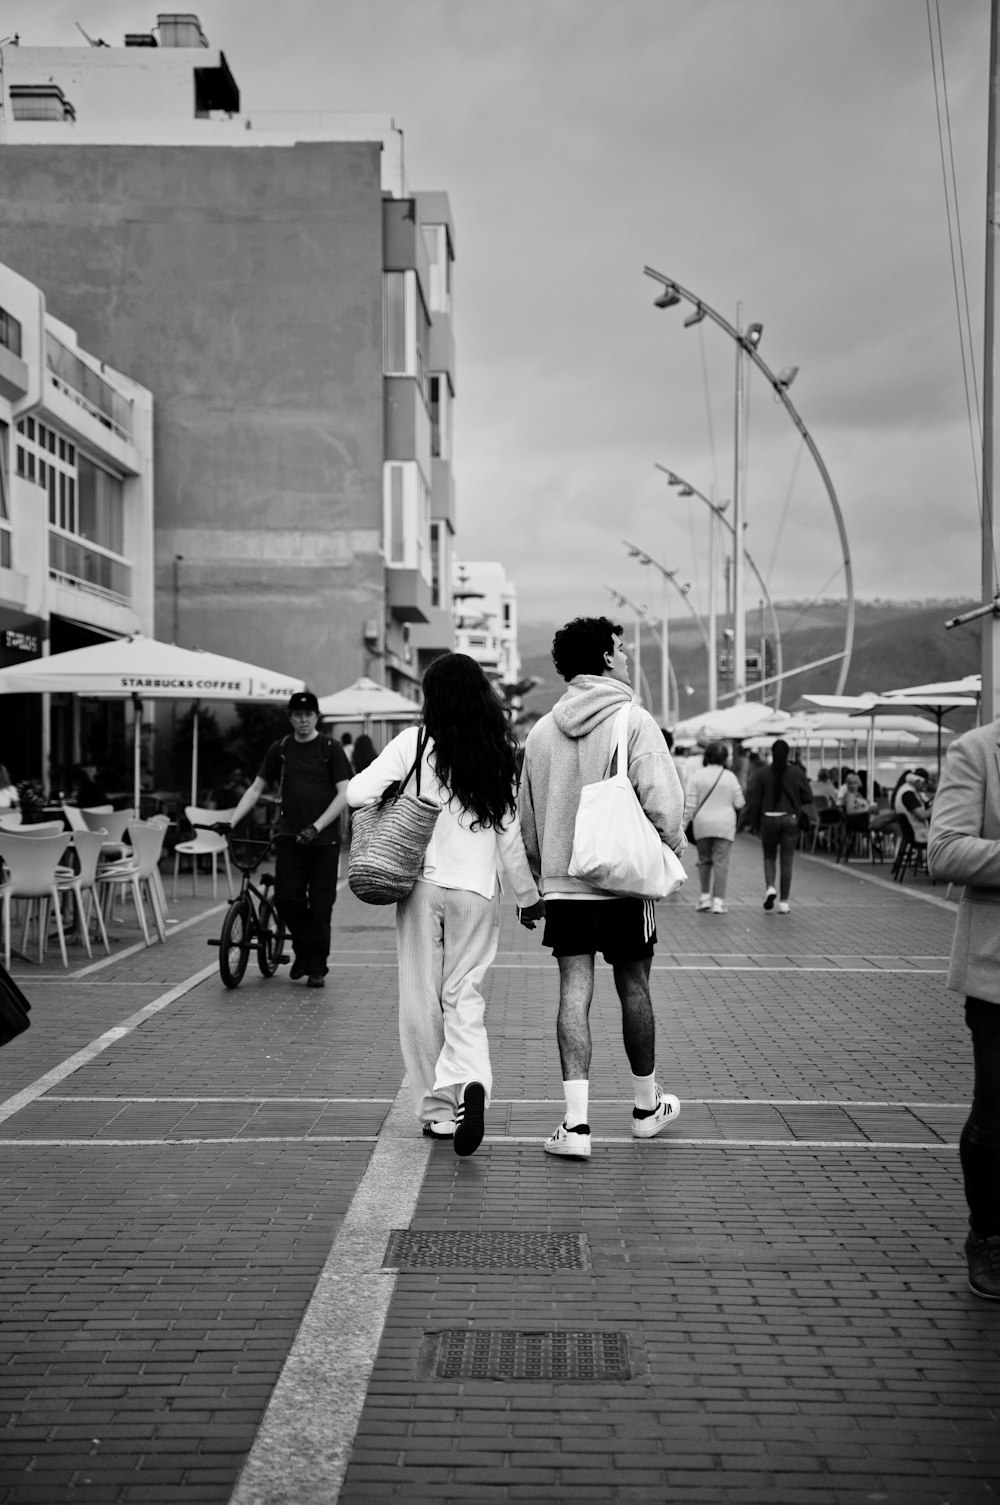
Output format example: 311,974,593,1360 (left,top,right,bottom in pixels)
0,837,996,1503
